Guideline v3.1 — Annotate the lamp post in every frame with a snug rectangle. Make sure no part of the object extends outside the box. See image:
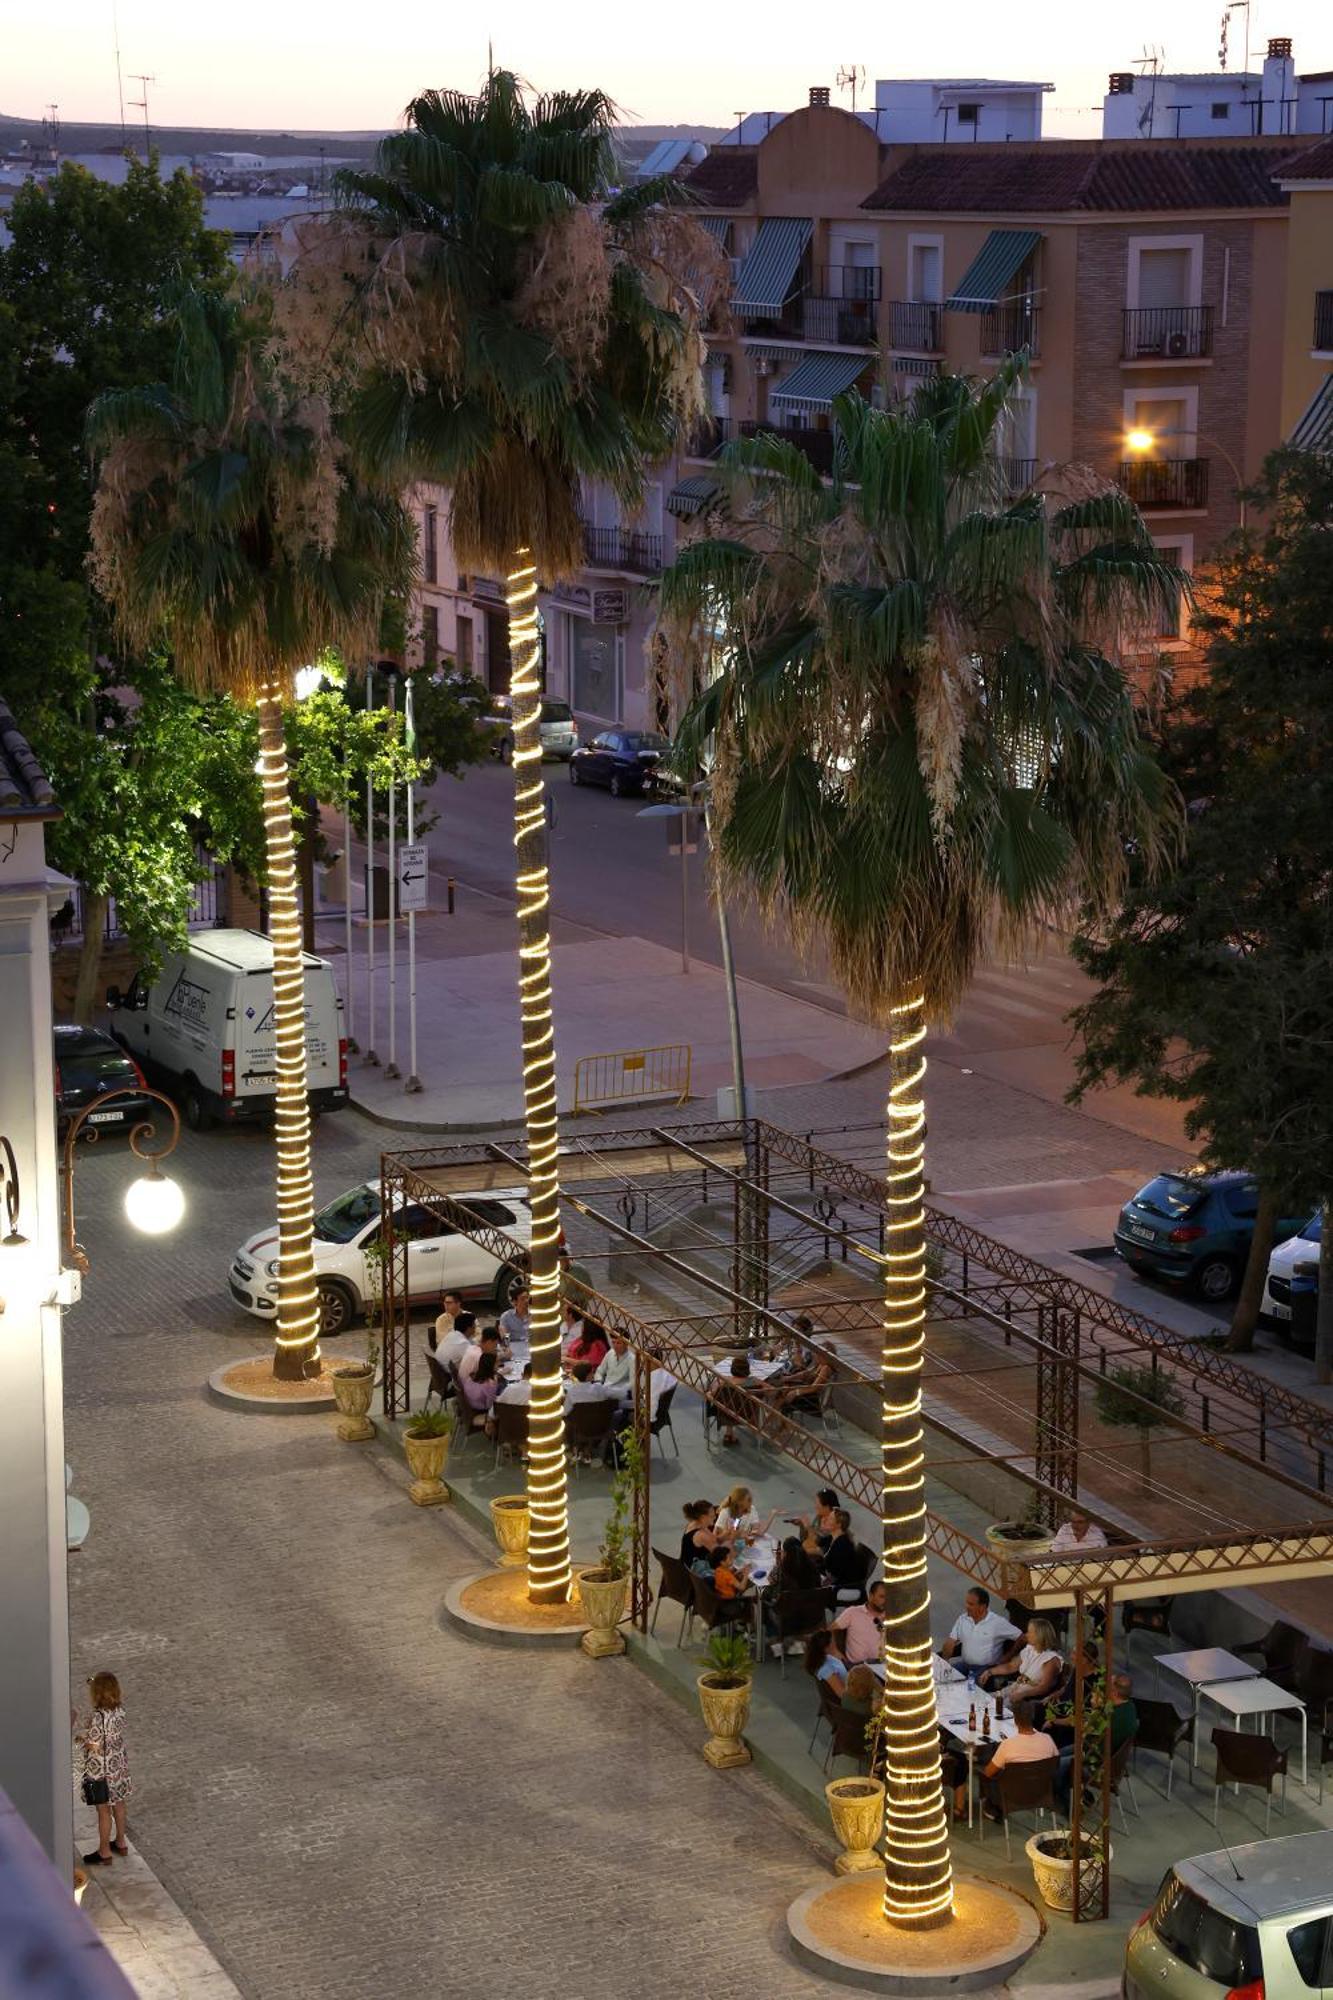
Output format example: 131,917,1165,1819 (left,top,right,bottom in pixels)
1125,425,1247,529
61,1088,184,1274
